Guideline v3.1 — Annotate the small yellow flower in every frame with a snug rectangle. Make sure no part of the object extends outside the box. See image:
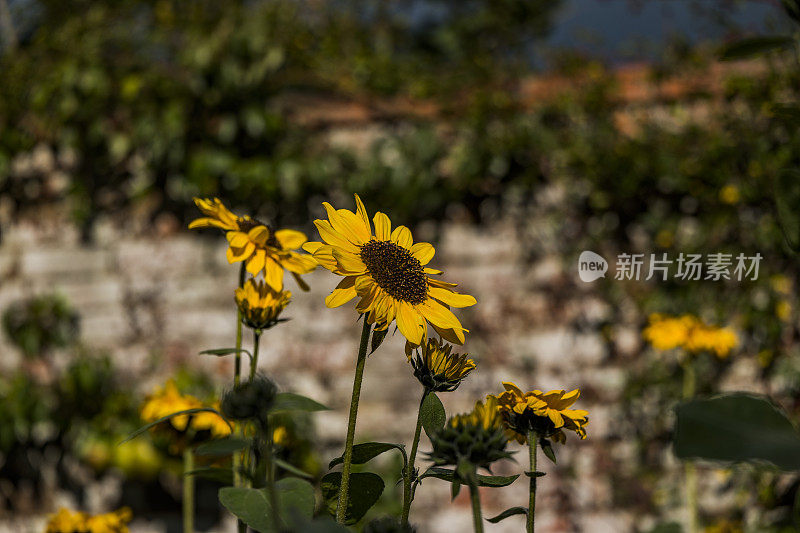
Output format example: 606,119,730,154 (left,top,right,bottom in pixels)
189,197,316,291
273,426,289,446
492,382,589,444
643,314,738,359
235,279,291,330
407,337,476,392
303,194,476,346
776,300,792,322
45,507,132,533
140,380,231,440
719,184,740,205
